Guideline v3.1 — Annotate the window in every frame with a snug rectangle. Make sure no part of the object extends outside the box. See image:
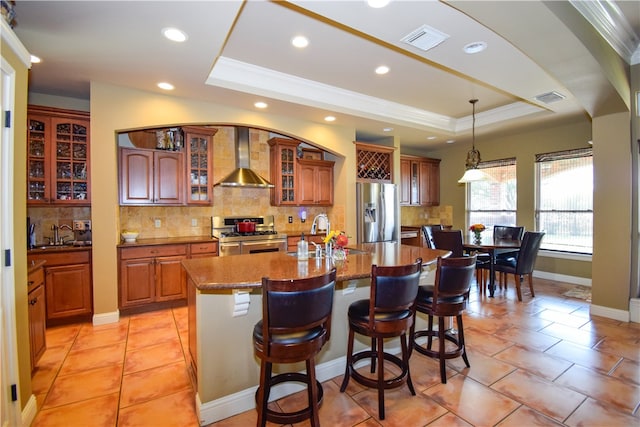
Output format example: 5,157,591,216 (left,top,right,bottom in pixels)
535,148,593,254
467,158,517,229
